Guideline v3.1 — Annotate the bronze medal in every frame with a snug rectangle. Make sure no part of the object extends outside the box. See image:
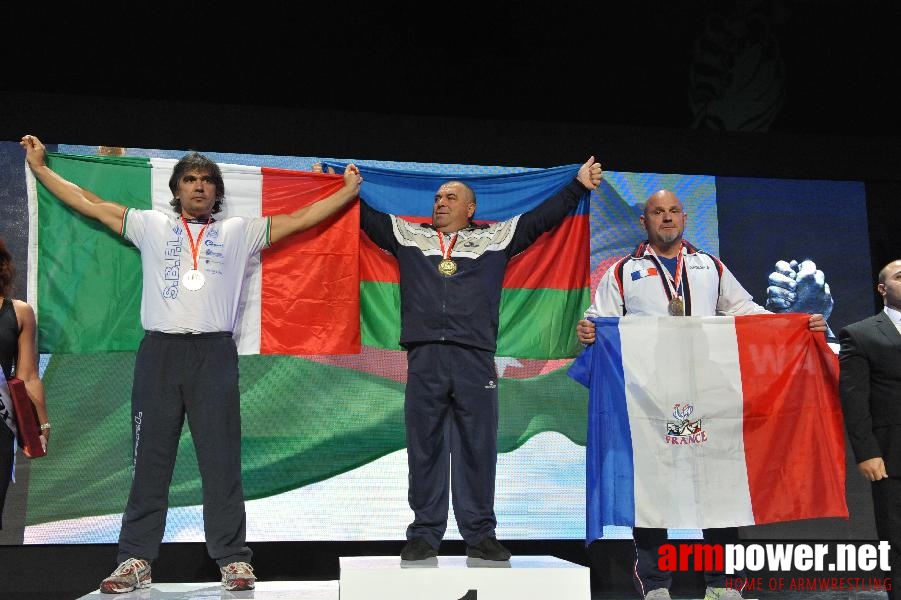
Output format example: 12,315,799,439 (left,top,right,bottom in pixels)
438,258,458,277
668,297,685,316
